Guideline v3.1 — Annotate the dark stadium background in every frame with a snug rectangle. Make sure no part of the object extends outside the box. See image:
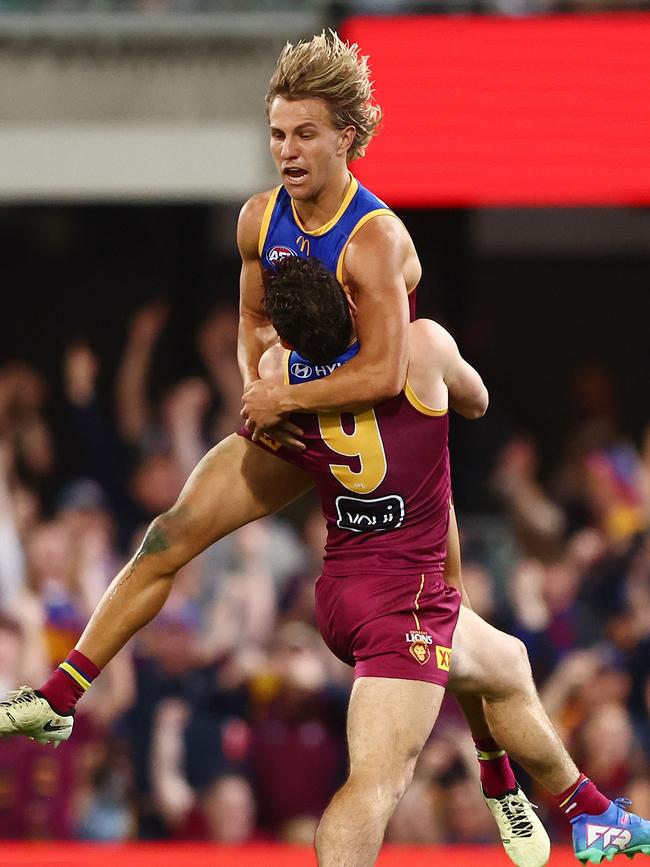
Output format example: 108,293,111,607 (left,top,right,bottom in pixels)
4,203,649,507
